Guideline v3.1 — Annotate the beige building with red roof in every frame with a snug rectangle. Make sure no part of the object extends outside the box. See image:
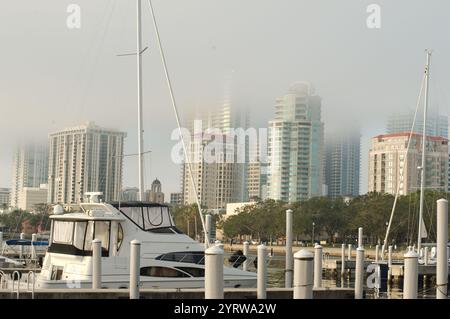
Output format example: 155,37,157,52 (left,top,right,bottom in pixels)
368,132,448,195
